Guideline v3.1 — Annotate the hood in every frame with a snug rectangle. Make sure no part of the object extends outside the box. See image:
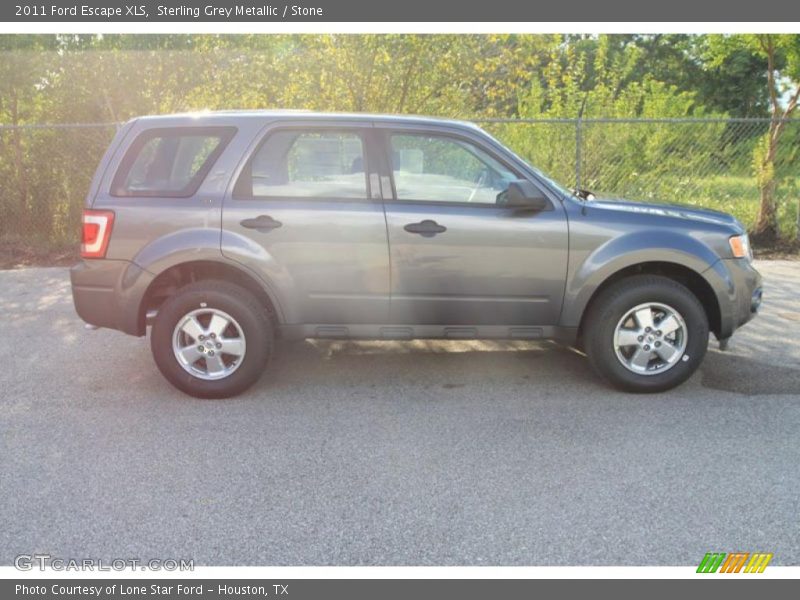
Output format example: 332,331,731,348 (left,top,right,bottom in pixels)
587,197,743,232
